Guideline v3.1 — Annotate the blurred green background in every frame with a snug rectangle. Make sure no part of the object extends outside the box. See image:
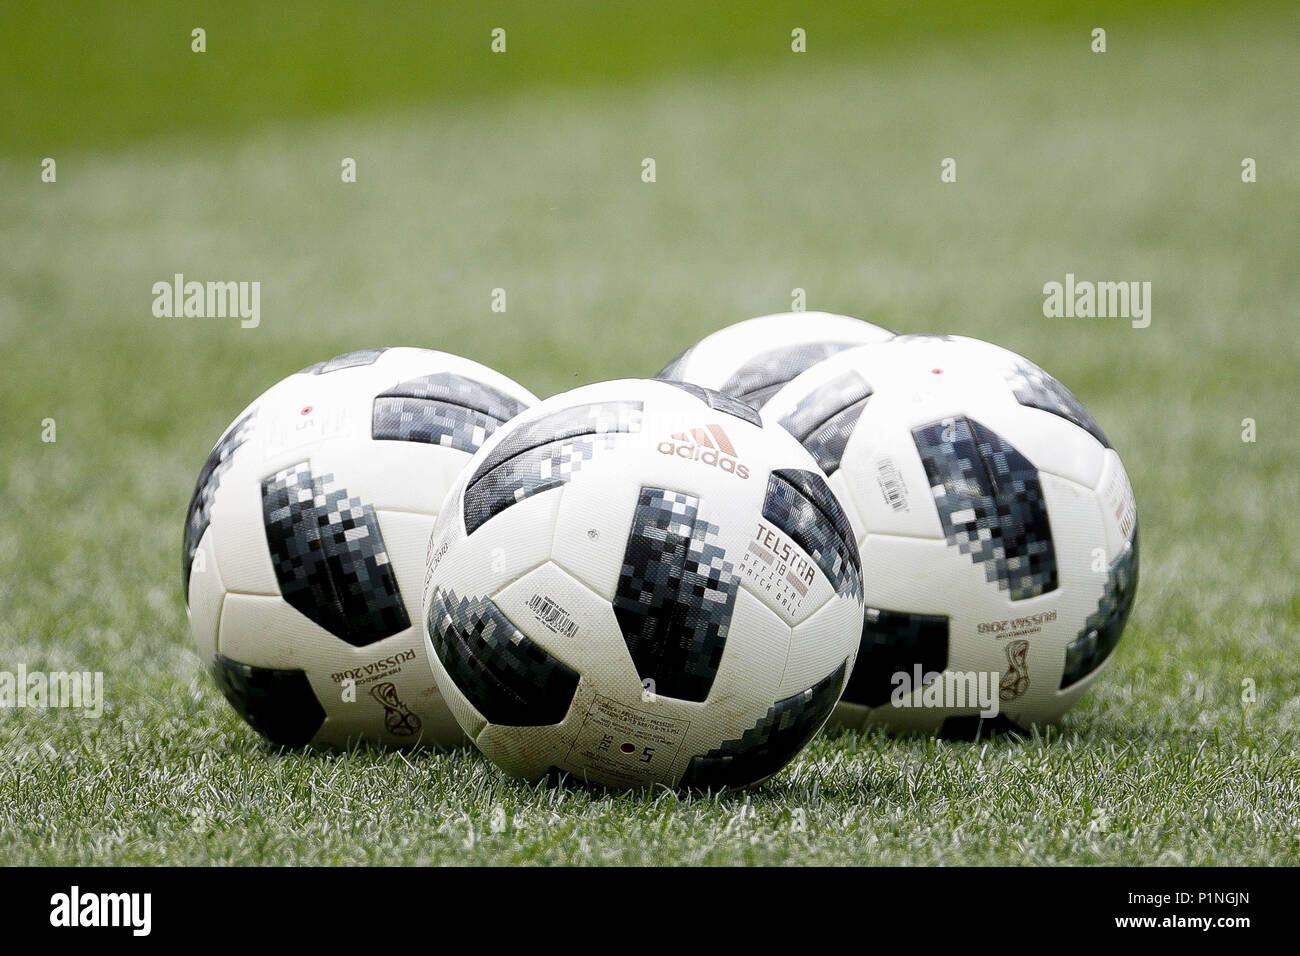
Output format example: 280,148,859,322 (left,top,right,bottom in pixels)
0,0,1238,151
0,1,1296,864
